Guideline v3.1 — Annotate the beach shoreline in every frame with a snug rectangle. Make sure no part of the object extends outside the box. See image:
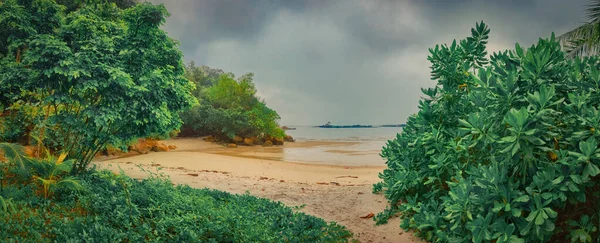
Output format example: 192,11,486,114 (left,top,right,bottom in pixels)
94,138,419,243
